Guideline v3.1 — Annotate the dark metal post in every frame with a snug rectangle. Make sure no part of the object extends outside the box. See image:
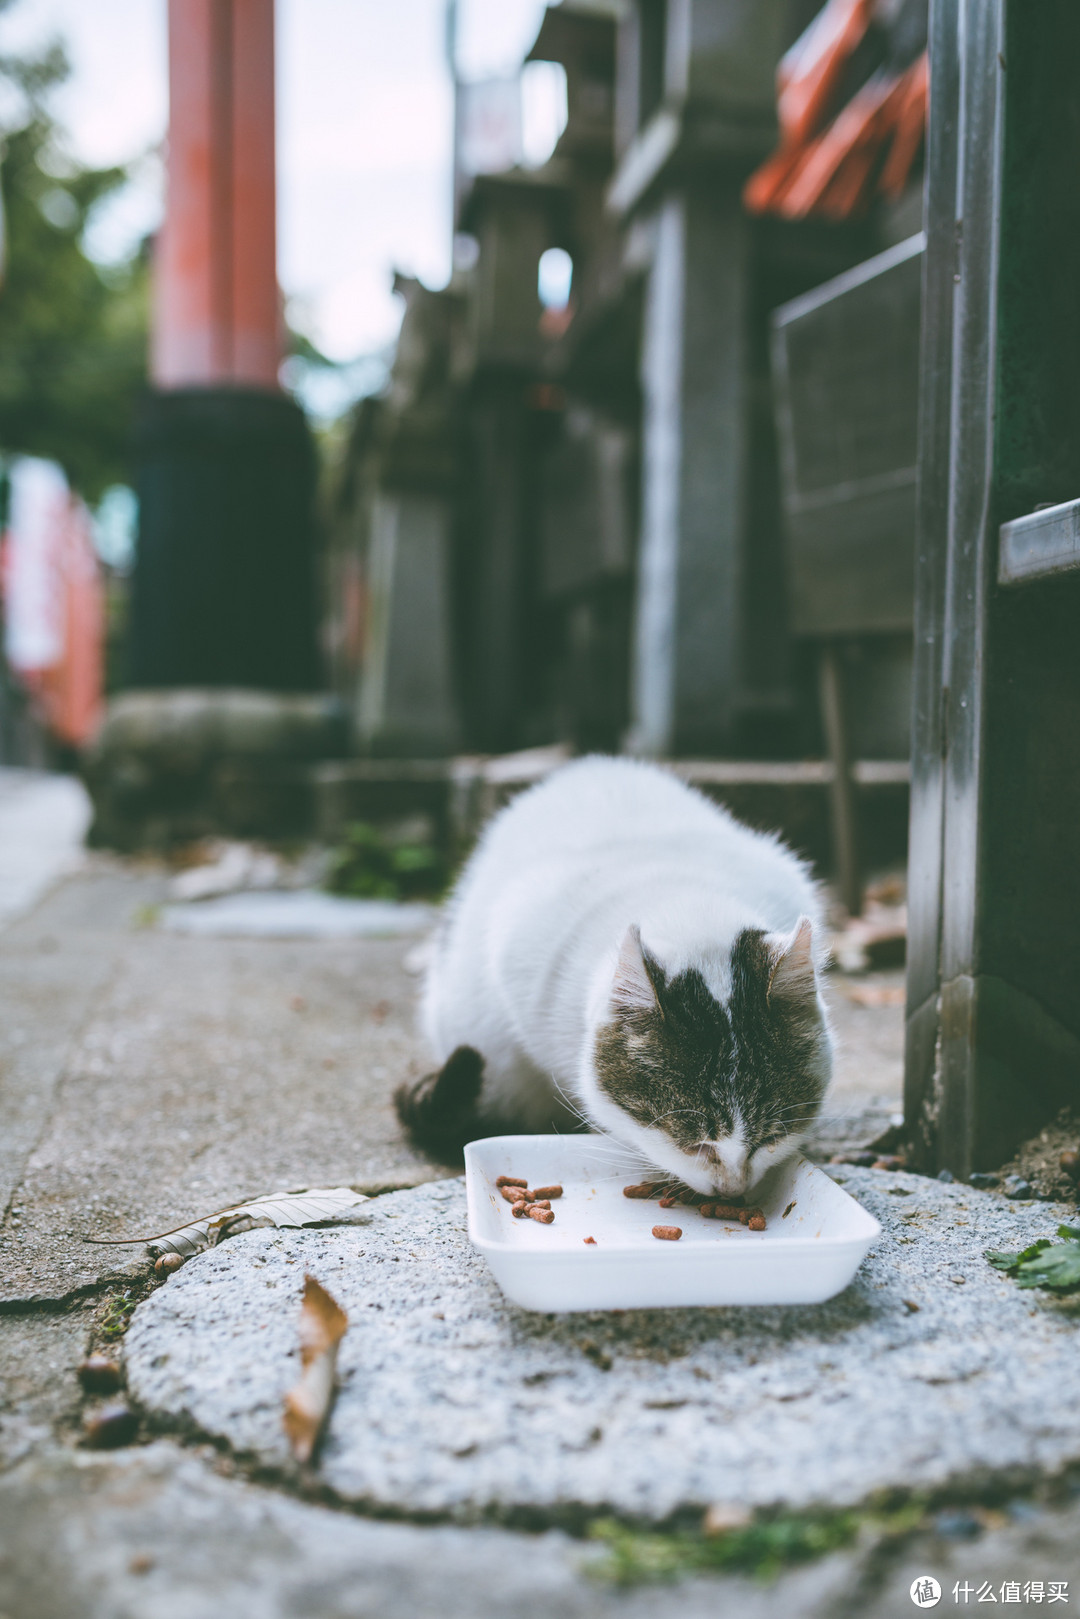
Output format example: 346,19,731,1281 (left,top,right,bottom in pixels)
905,0,1080,1175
